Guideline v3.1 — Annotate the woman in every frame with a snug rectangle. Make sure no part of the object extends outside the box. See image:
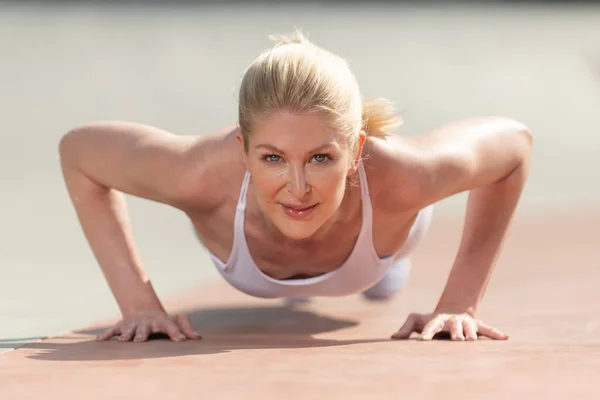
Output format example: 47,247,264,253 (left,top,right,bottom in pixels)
59,32,532,343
